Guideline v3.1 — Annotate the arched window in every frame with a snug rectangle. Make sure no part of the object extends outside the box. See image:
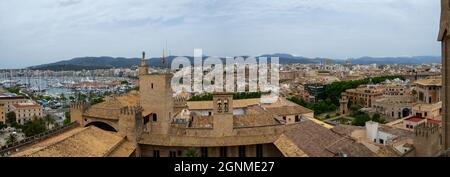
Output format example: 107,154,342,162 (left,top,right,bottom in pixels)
152,113,158,122
224,99,229,112
217,99,222,113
